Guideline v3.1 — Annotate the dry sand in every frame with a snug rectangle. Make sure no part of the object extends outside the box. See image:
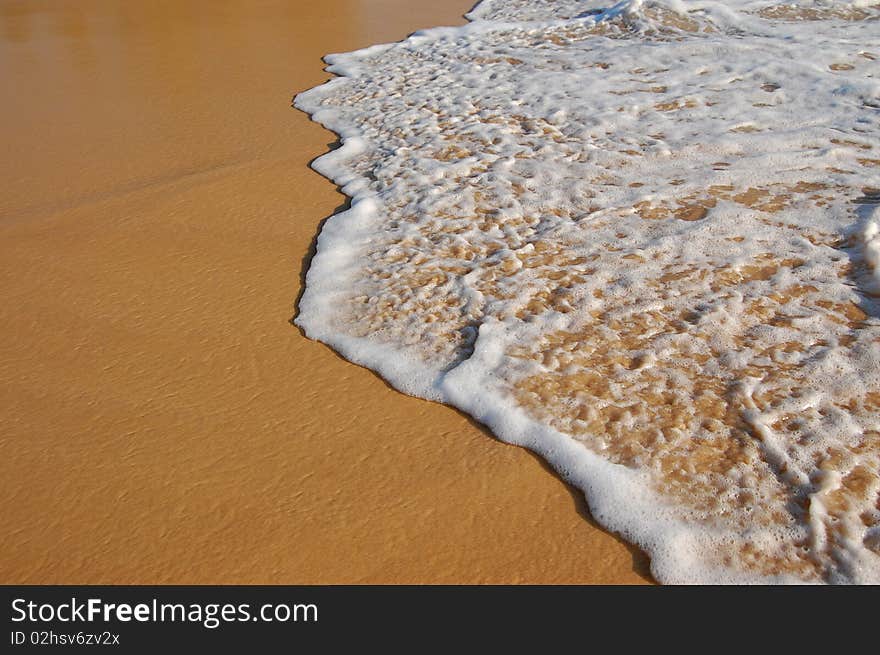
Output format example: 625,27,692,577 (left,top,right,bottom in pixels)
0,0,651,584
